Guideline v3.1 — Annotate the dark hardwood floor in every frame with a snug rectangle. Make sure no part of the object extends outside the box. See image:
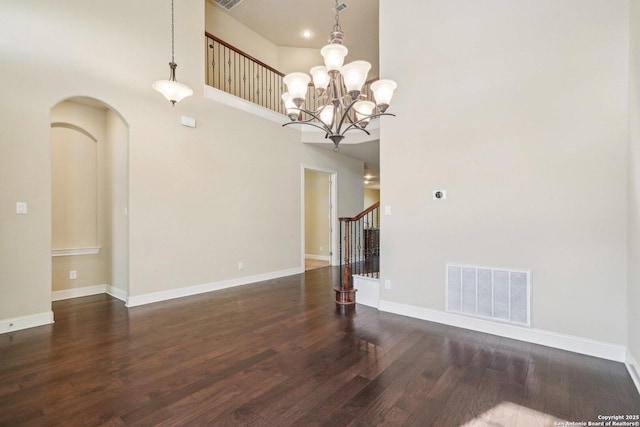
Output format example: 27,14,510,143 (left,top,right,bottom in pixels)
1,266,638,426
